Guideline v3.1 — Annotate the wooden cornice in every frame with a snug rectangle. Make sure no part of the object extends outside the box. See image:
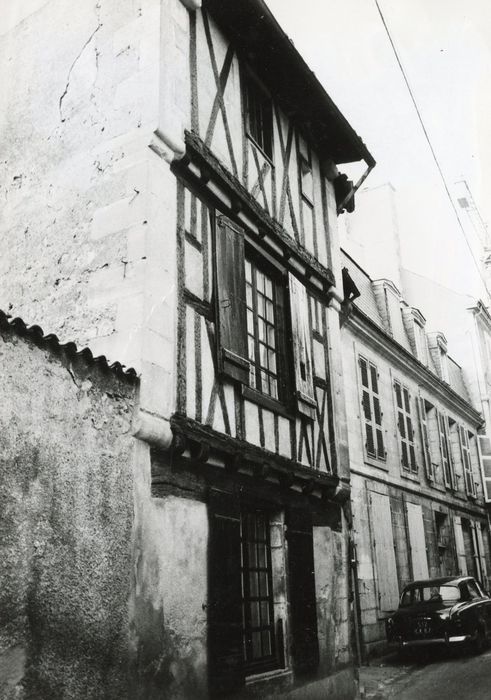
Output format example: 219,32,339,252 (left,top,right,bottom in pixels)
168,413,340,501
